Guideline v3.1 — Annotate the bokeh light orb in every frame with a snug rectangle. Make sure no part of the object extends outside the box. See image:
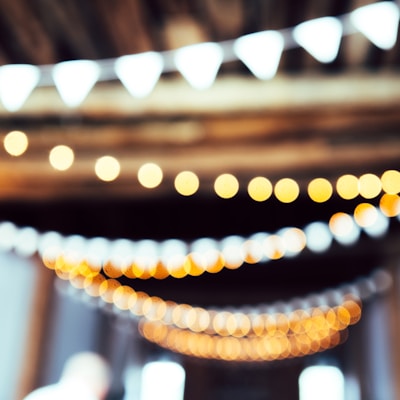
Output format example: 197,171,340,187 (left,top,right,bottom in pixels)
138,162,163,189
4,130,28,156
358,173,382,199
379,193,400,217
49,145,74,171
95,155,120,182
336,174,359,200
381,170,400,195
214,173,239,199
247,176,273,202
274,178,300,203
307,178,333,203
174,170,199,196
